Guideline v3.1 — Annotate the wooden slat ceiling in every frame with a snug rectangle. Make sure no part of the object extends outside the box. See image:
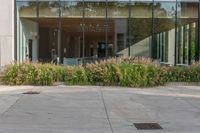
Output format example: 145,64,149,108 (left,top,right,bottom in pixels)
26,18,114,33
26,18,114,37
